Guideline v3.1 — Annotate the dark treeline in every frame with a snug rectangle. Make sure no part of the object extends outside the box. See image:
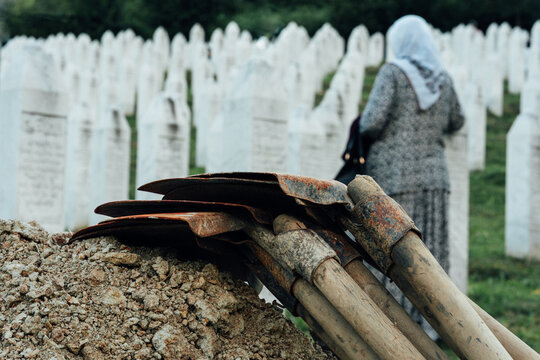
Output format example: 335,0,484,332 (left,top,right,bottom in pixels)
1,0,539,42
